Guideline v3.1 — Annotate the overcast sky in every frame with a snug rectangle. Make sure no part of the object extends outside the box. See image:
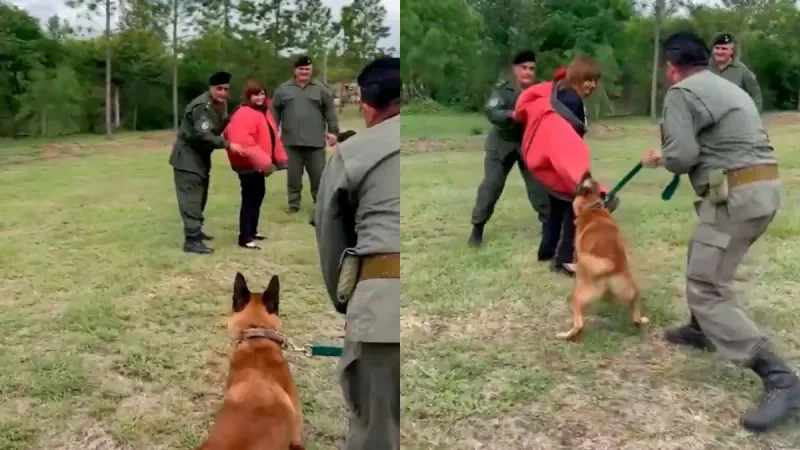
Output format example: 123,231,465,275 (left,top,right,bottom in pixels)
8,0,400,49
